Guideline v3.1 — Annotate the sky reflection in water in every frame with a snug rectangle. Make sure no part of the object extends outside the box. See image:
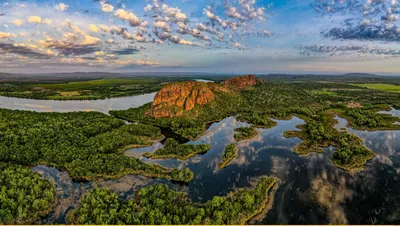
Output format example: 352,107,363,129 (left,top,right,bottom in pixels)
34,114,400,224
